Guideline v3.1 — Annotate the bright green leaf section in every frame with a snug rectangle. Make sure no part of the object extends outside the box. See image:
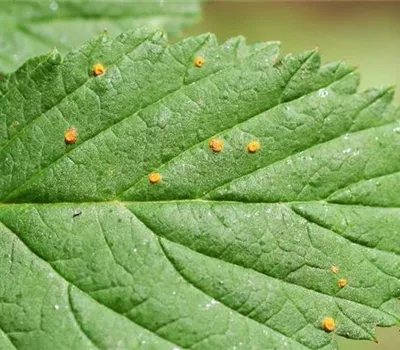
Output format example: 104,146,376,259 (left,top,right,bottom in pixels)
0,29,399,349
0,0,201,72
